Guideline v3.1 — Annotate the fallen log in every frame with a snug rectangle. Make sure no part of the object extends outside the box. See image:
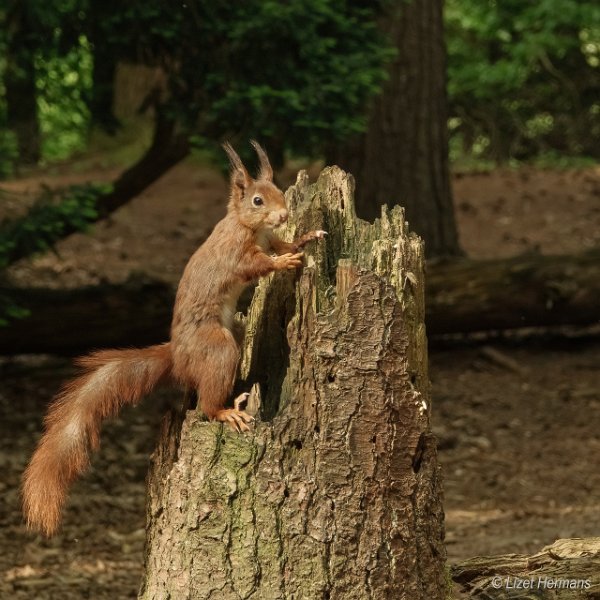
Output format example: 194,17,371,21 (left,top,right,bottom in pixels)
451,537,600,599
0,275,173,355
427,248,600,335
1,248,599,355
